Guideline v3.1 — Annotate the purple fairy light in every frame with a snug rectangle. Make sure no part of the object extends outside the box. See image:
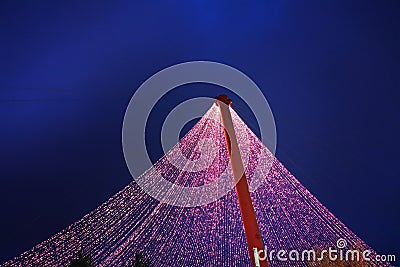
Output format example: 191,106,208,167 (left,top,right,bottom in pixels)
3,105,392,267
